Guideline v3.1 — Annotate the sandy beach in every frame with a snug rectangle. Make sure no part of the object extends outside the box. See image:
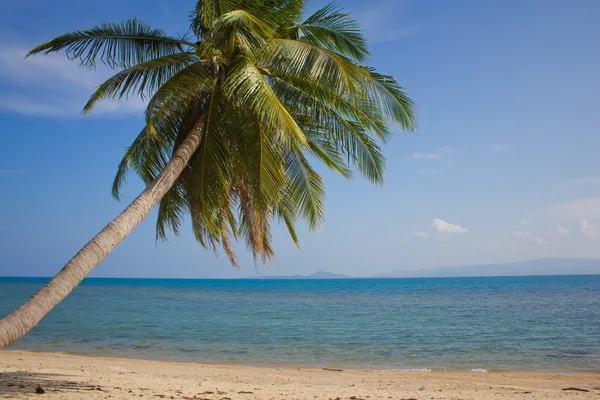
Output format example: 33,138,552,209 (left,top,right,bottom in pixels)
0,351,598,400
